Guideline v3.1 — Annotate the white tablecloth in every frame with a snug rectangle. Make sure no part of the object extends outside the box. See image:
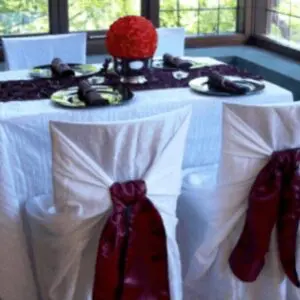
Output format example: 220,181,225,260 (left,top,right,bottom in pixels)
0,58,294,300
